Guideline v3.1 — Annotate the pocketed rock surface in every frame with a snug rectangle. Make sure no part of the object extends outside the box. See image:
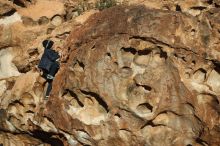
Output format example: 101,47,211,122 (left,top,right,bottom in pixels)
0,0,220,146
